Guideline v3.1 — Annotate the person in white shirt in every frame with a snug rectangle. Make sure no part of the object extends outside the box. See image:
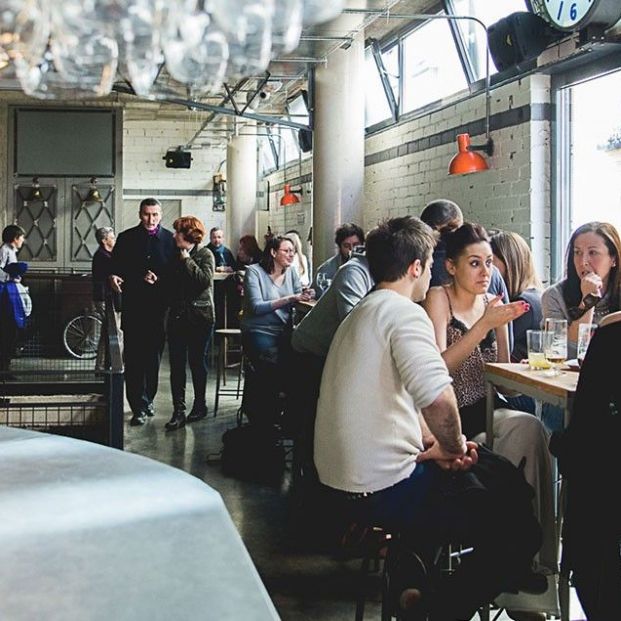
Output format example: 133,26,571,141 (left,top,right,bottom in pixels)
314,216,541,620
